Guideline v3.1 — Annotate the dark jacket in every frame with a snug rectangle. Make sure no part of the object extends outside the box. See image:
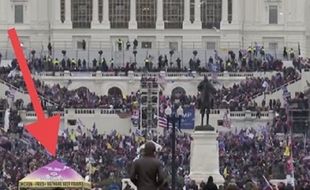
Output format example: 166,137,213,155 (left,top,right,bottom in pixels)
203,176,218,190
204,183,218,190
130,156,165,190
